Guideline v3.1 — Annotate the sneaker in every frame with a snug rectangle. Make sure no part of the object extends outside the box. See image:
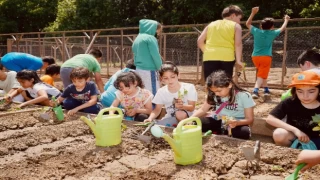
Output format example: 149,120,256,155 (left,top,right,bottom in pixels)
252,92,259,99
263,92,271,99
